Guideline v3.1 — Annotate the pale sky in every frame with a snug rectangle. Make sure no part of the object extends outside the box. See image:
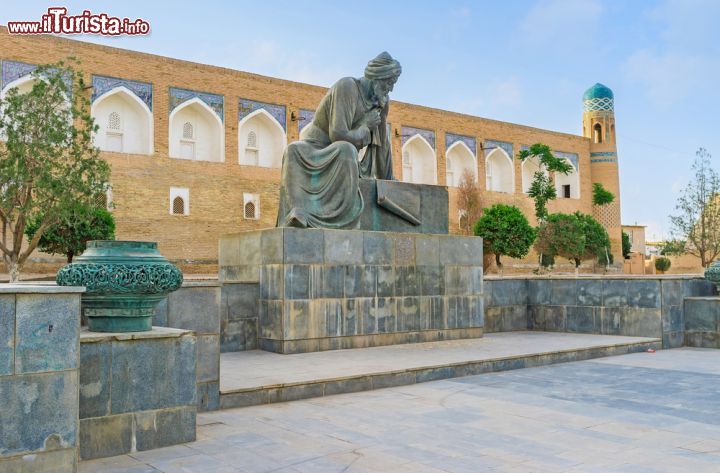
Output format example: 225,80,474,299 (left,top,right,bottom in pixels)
4,0,719,241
